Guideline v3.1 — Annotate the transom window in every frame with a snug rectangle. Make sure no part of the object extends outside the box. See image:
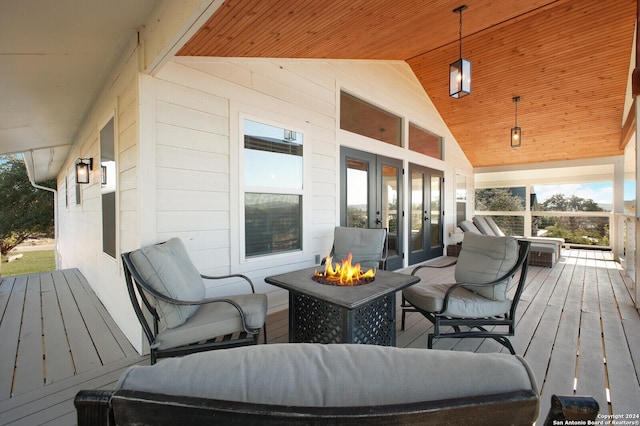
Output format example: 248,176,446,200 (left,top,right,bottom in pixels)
409,123,443,160
340,91,402,146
